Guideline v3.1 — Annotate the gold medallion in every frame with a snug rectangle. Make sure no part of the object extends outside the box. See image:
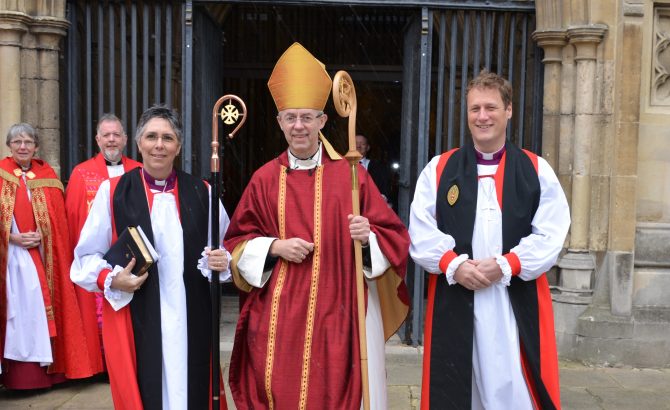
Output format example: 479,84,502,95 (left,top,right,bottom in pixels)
447,184,459,206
